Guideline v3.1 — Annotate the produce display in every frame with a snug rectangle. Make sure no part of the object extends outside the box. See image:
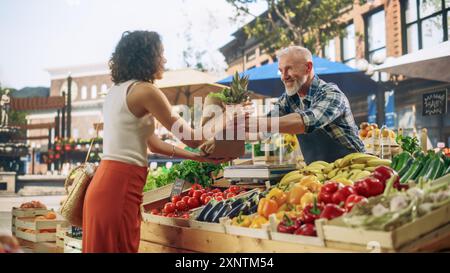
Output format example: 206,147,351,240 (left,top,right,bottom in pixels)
279,152,391,185
149,183,247,219
144,160,223,192
19,201,47,209
342,178,450,231
196,190,262,224
358,122,397,141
